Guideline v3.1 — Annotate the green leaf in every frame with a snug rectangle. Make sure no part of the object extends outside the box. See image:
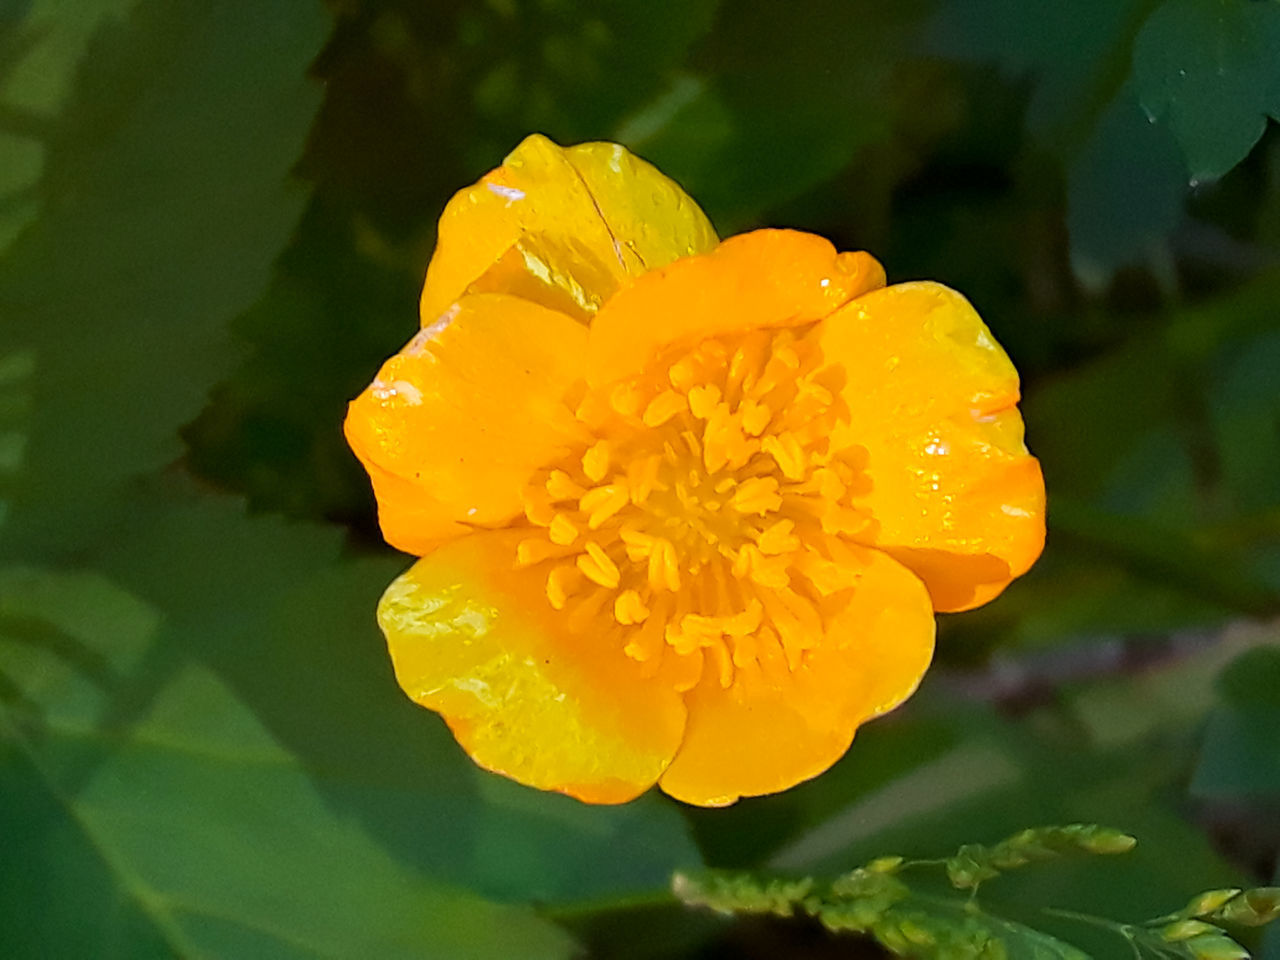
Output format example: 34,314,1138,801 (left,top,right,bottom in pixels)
1133,0,1280,182
619,0,929,230
93,485,702,906
0,564,160,730
452,0,720,164
1067,83,1186,283
927,0,1150,142
1192,645,1280,799
927,0,1177,278
0,565,573,959
1208,330,1280,519
0,0,327,558
0,0,139,255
